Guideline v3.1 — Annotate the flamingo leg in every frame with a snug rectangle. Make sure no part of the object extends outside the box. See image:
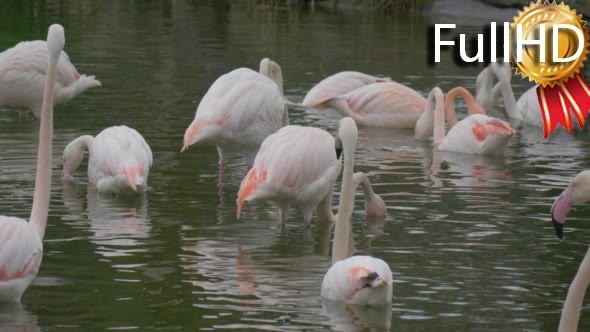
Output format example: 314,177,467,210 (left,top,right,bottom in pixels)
216,147,225,194
278,205,290,226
